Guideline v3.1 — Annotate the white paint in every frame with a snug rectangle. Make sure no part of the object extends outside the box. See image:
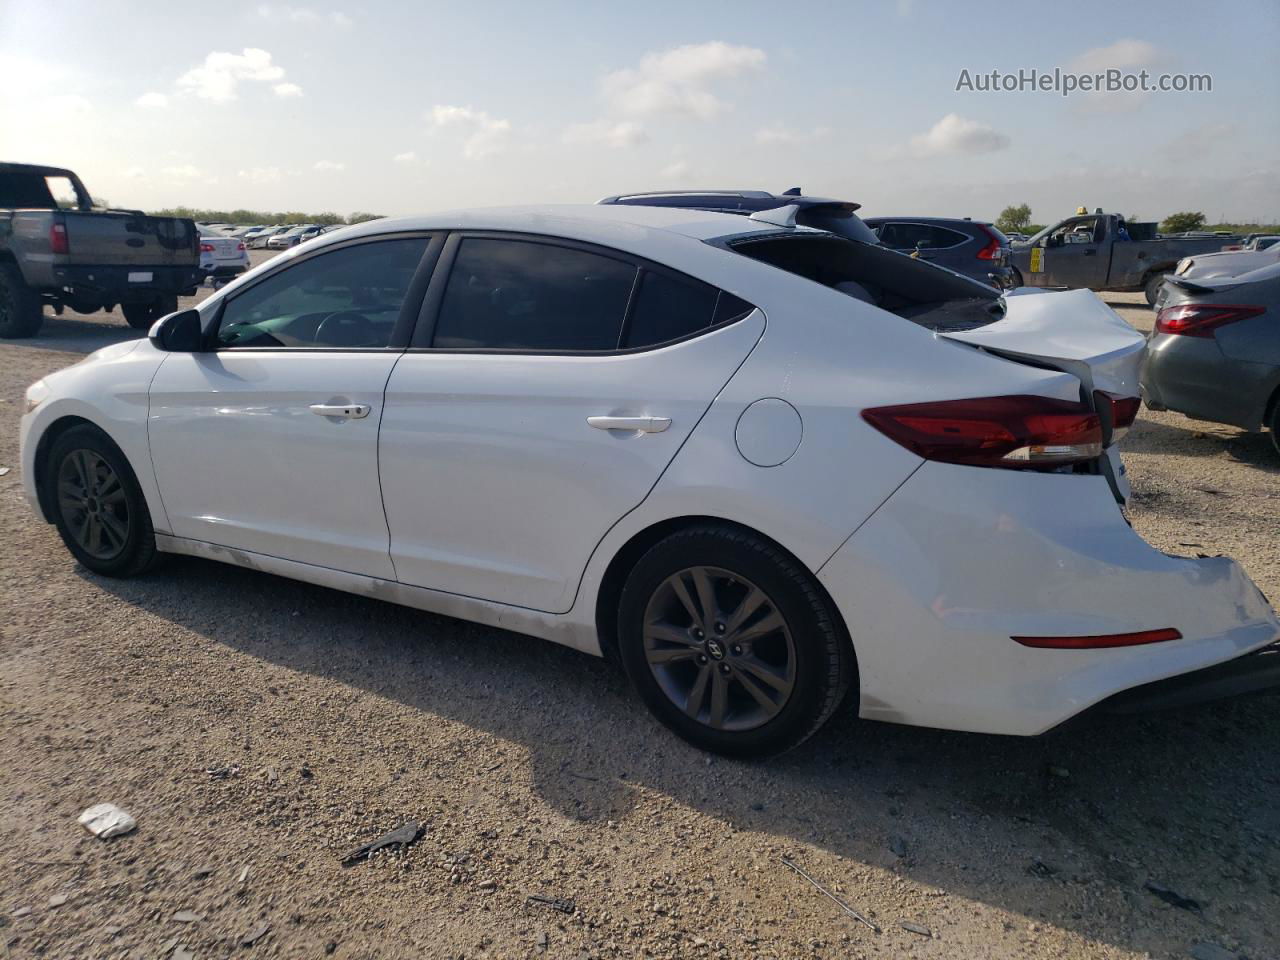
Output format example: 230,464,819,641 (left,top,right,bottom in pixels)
735,397,802,467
